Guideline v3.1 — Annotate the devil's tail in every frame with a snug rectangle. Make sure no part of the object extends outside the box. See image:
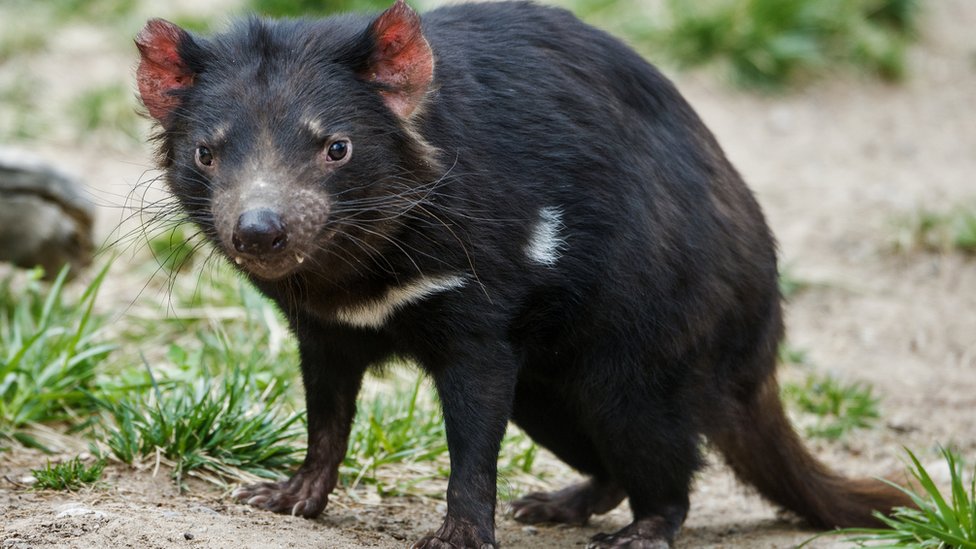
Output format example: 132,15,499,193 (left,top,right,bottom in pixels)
709,376,912,528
